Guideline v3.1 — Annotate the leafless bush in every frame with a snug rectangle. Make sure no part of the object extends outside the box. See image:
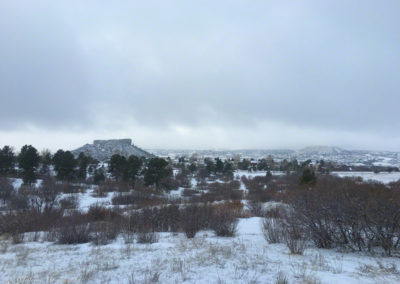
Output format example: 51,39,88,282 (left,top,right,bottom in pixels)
112,191,167,209
210,203,239,237
182,189,199,197
91,185,108,197
247,200,263,216
137,231,159,244
285,232,306,255
100,180,130,192
180,205,202,238
121,214,136,243
8,193,29,210
87,204,120,222
262,218,285,244
274,272,289,284
0,177,13,204
90,221,119,245
11,232,24,244
0,209,62,240
200,181,243,202
175,169,191,188
59,195,79,209
243,175,276,202
284,175,400,256
55,212,91,244
59,181,85,194
264,206,286,219
56,223,91,244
